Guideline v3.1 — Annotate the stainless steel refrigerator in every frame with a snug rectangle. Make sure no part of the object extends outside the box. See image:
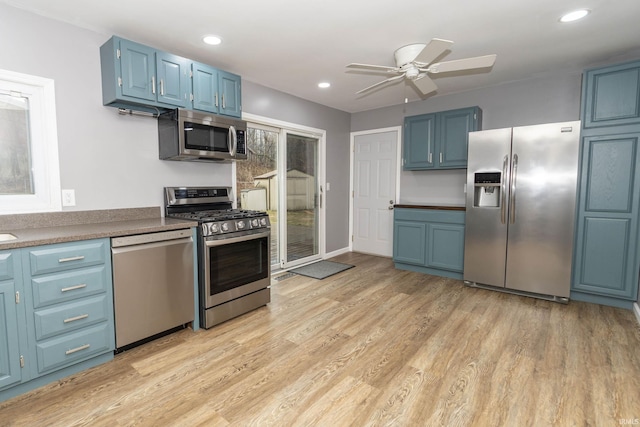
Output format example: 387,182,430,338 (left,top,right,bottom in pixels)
463,121,580,301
